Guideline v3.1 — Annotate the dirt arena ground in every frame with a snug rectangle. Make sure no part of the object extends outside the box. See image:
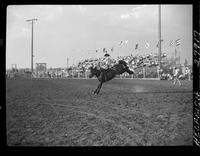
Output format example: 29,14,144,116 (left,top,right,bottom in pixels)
6,78,193,146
